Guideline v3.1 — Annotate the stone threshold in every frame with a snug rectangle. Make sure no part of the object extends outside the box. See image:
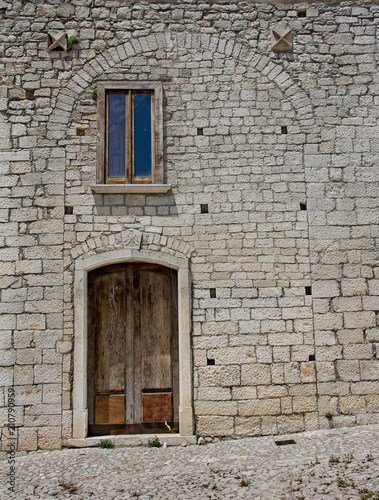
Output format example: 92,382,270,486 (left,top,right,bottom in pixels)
65,434,197,448
91,184,172,194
